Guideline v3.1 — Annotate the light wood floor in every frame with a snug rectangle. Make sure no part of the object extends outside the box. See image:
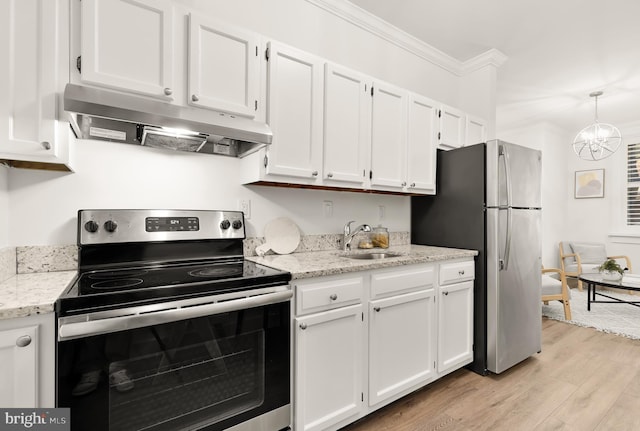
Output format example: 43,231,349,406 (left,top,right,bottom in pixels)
341,317,640,431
